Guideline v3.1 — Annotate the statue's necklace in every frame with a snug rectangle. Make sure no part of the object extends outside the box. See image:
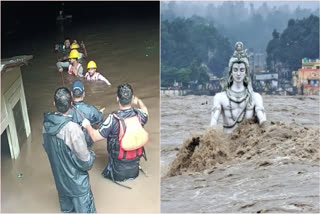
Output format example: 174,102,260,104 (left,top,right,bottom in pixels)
226,88,248,103
226,88,249,123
